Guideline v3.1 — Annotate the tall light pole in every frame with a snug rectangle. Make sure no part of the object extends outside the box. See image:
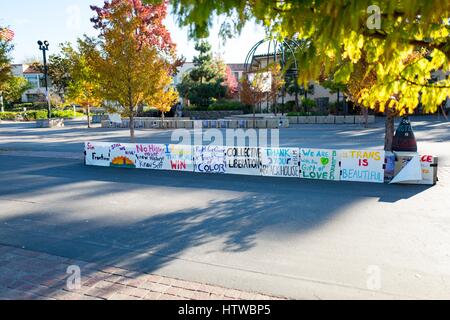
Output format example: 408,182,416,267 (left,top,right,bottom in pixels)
37,40,51,119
